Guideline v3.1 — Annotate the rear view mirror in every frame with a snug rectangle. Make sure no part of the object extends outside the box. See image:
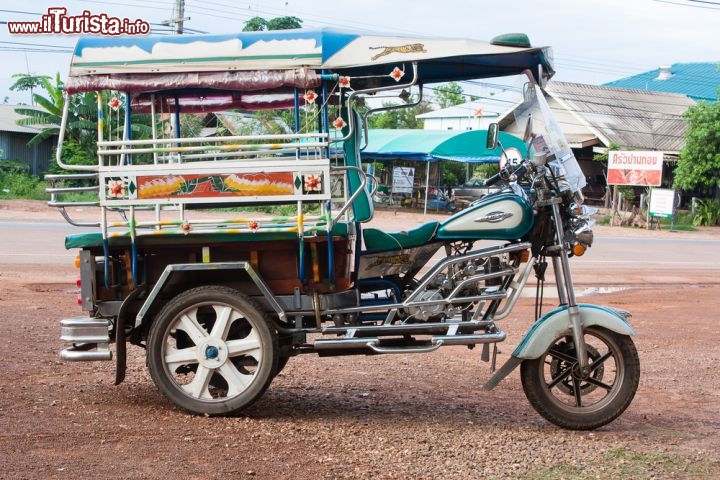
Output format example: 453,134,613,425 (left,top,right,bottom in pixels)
486,123,499,150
